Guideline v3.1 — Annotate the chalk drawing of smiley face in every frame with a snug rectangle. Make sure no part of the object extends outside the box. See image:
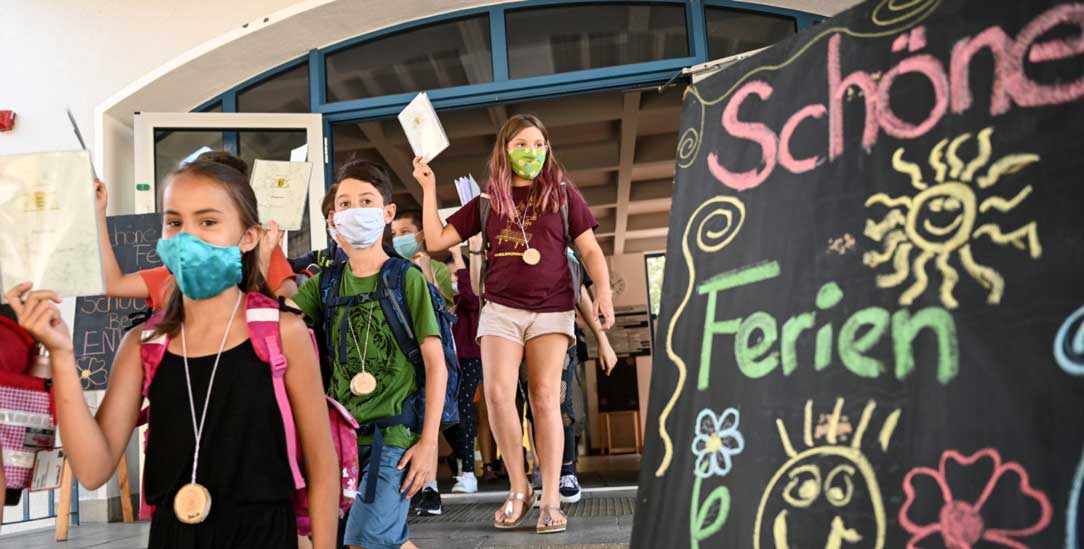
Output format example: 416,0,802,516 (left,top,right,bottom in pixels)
754,447,884,549
754,399,899,549
907,182,976,253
